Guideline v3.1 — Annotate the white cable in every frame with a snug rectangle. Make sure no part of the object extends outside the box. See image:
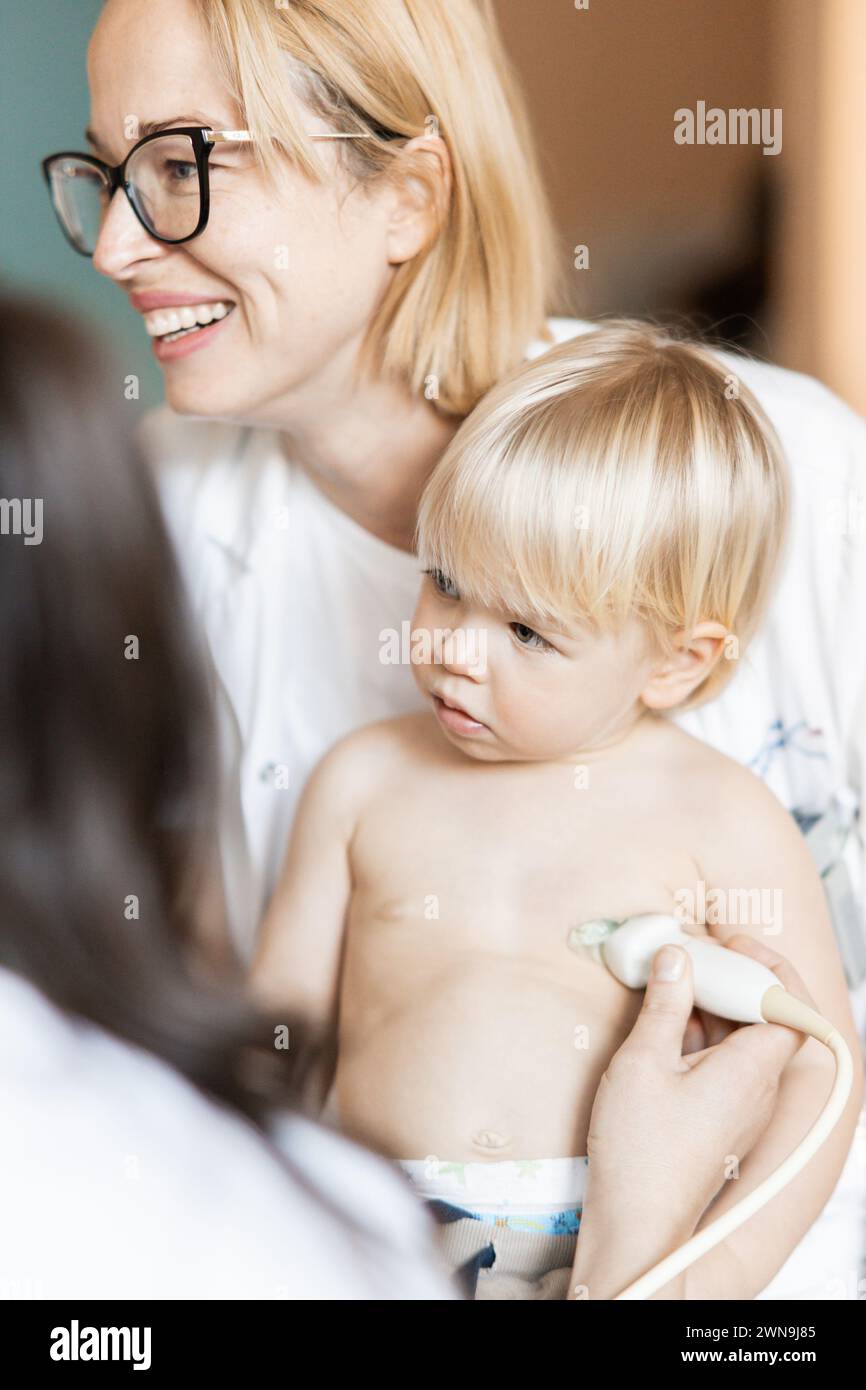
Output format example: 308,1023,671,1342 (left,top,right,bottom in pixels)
614,991,854,1299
